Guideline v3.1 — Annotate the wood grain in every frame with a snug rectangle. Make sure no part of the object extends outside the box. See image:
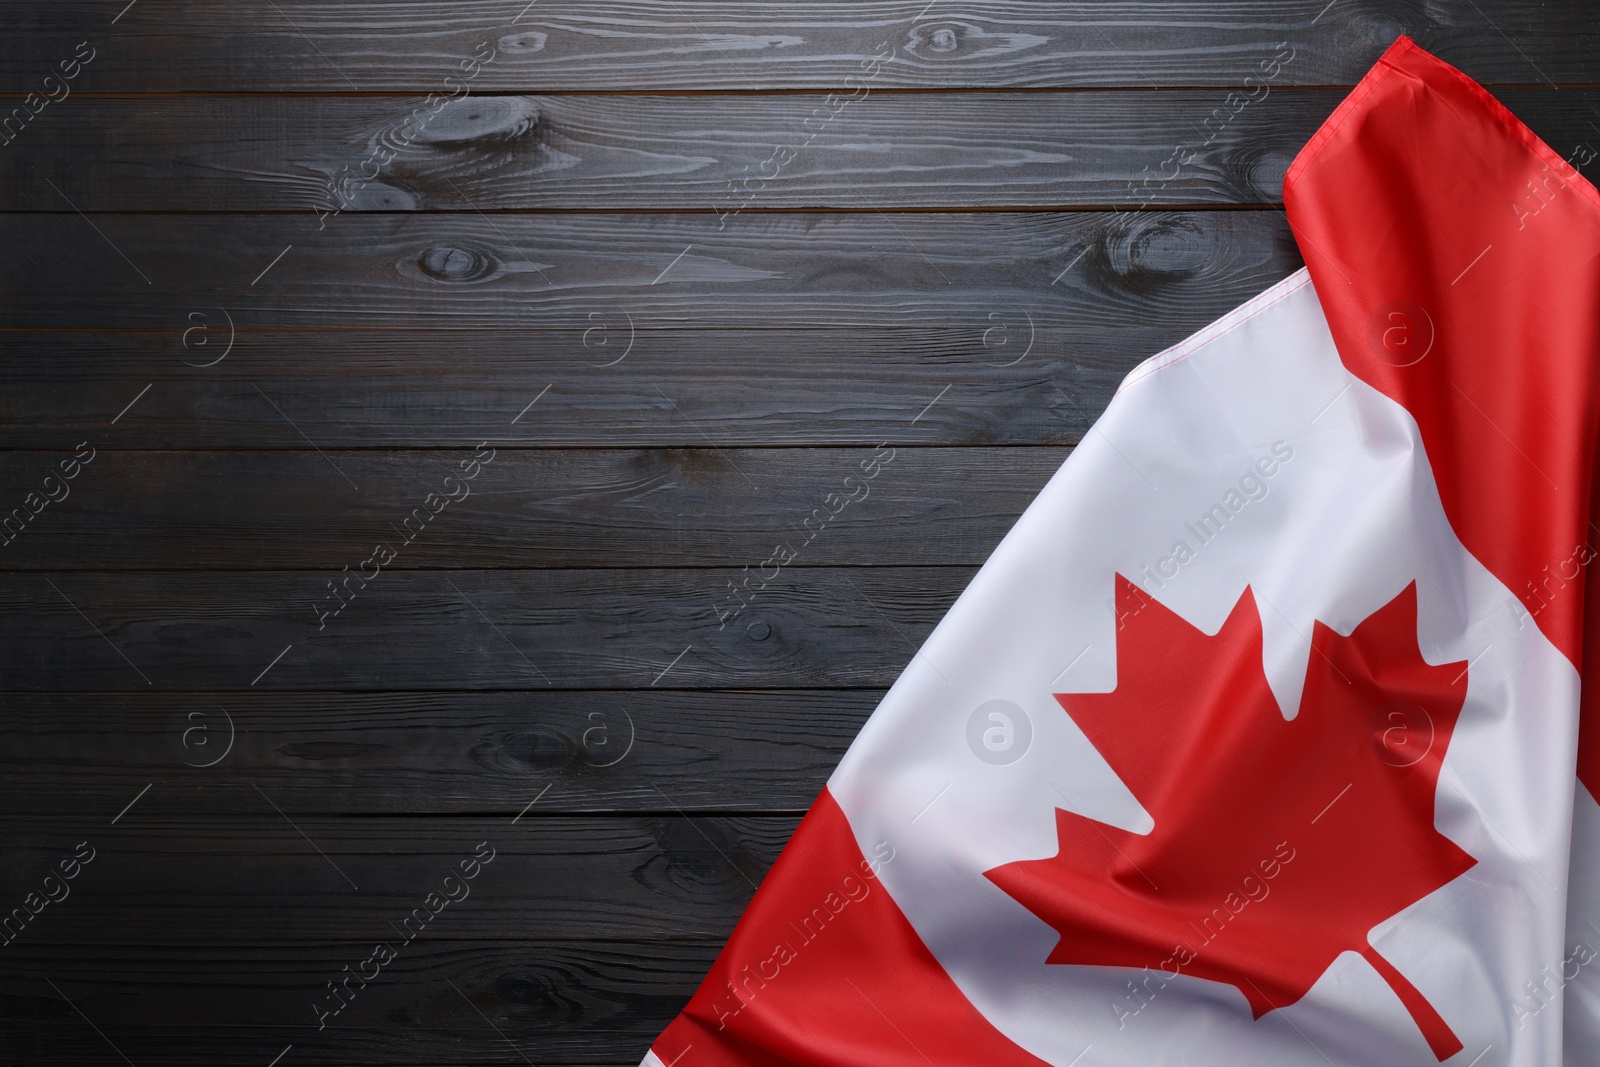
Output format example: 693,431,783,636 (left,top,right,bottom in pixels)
0,690,872,815
9,89,1597,212
0,567,972,690
1,210,1302,329
1,814,796,942
0,328,1143,448
0,447,1065,570
14,88,1312,211
1,939,717,1063
4,1,1595,91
